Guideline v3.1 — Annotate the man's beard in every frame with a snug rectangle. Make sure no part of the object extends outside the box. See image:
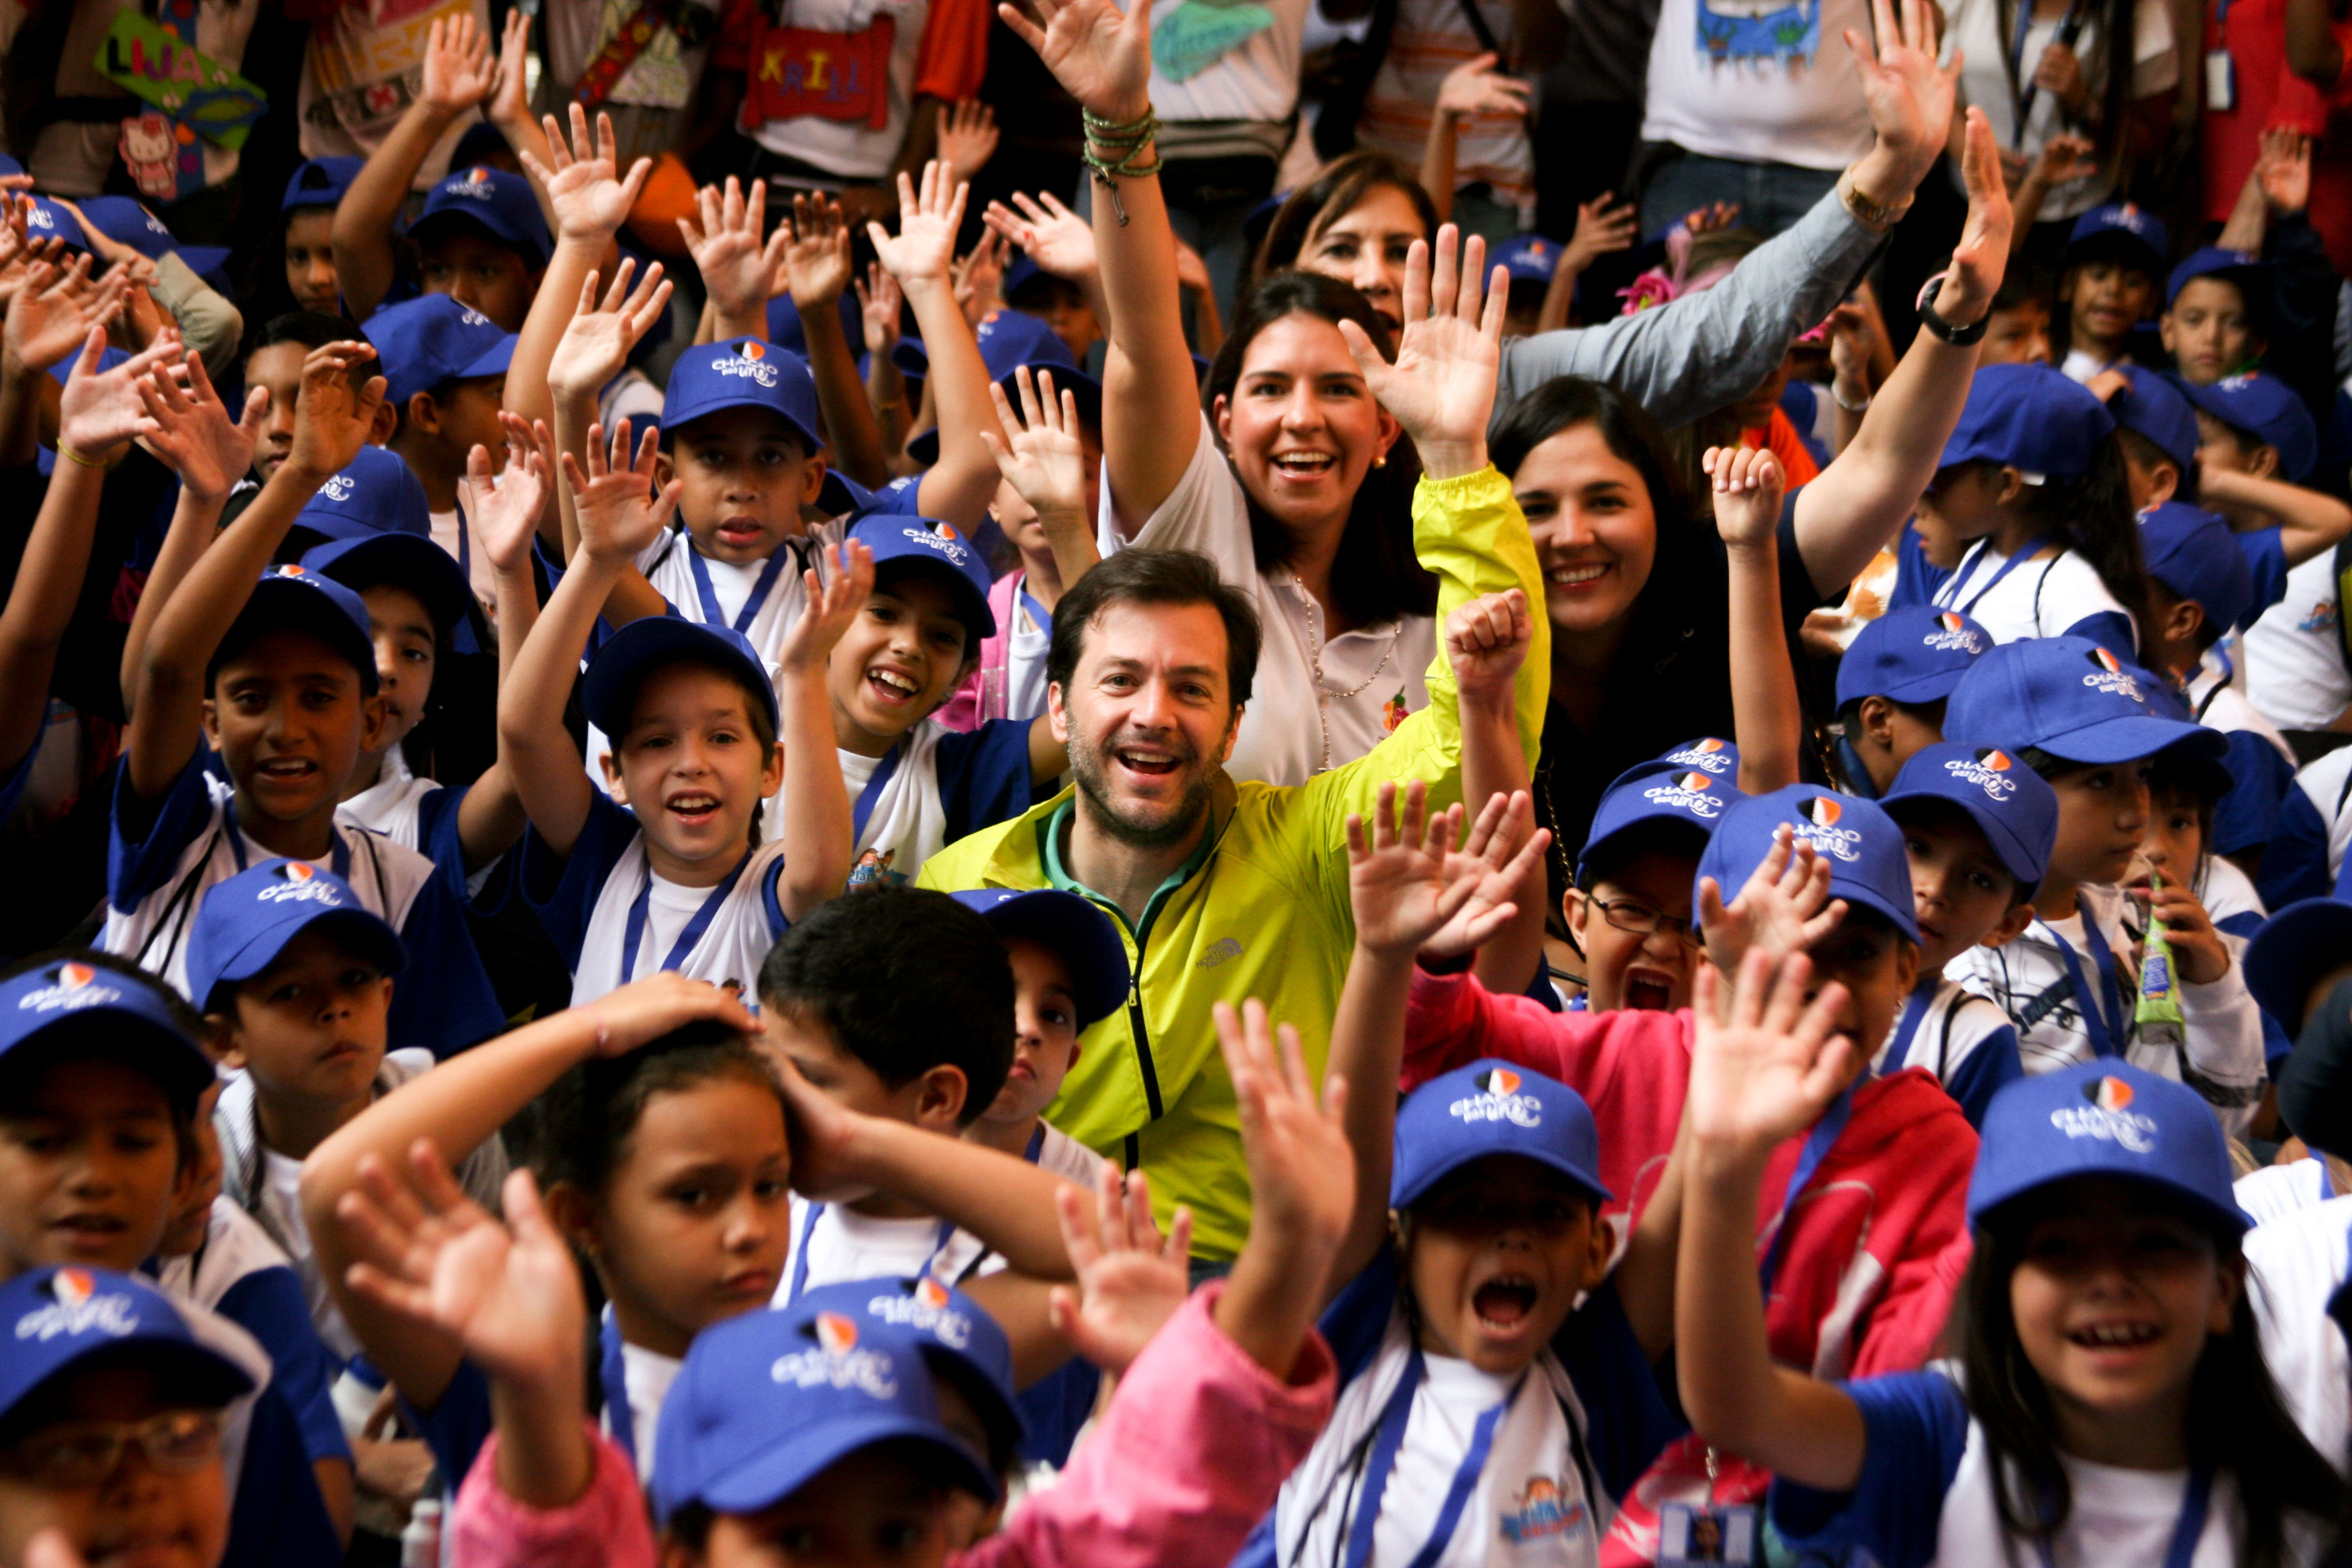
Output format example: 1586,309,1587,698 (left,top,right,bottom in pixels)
1067,728,1219,850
